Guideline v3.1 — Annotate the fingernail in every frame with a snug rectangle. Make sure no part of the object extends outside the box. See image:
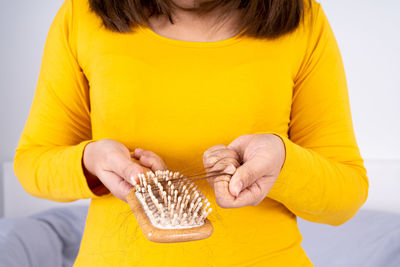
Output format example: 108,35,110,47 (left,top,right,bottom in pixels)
134,148,143,154
130,173,138,184
235,181,243,197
